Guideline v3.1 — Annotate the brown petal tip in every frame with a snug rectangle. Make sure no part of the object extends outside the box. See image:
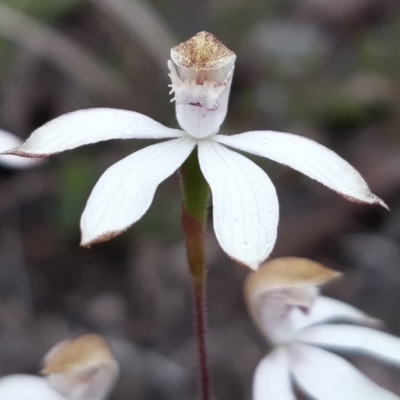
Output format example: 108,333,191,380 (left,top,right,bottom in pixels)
1,148,50,159
80,230,126,248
